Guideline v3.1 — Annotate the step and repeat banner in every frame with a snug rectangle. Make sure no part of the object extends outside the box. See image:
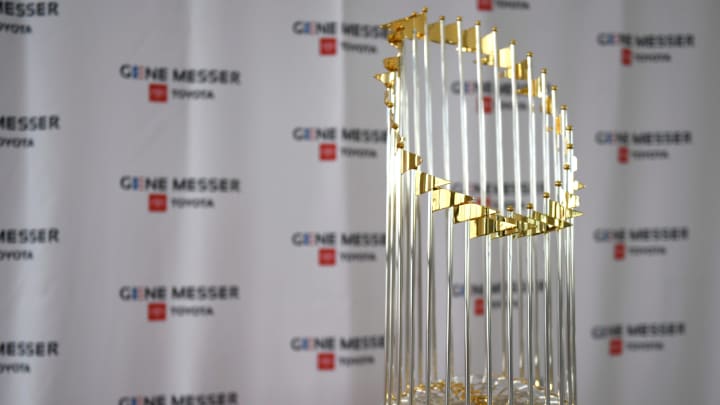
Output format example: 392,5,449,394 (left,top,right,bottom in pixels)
1,0,719,404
